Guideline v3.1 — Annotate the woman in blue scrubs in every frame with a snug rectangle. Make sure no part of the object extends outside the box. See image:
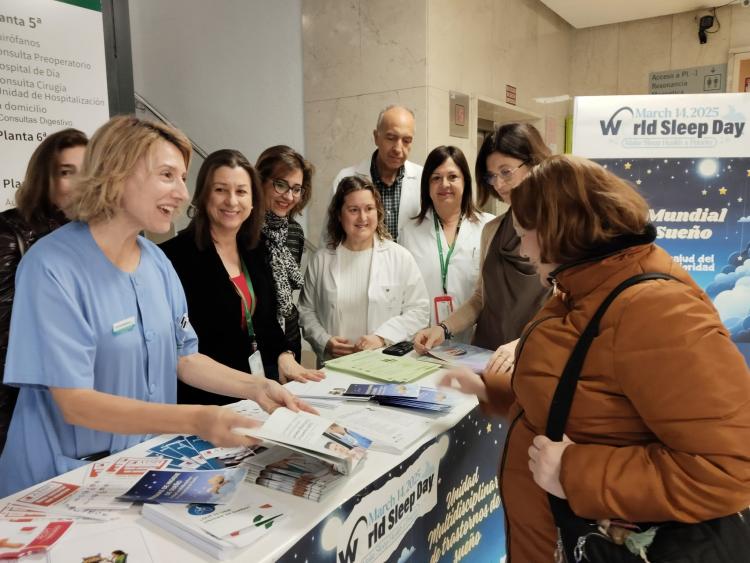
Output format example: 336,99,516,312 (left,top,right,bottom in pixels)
0,116,313,496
